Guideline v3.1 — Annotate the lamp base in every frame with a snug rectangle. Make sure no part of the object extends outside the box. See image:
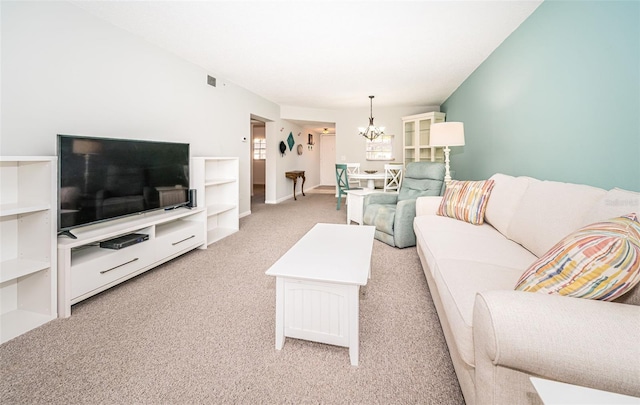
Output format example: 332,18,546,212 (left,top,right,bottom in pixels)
443,146,452,185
